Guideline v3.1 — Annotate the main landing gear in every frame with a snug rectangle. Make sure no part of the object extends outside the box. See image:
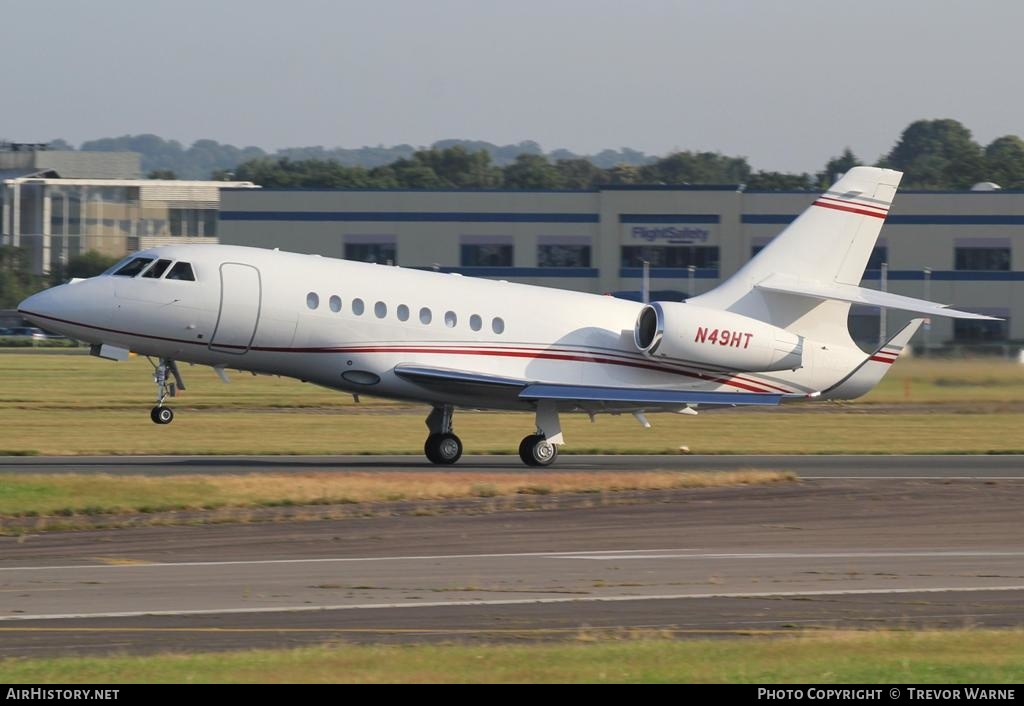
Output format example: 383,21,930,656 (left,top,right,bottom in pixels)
424,405,463,464
422,401,564,467
149,358,185,425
